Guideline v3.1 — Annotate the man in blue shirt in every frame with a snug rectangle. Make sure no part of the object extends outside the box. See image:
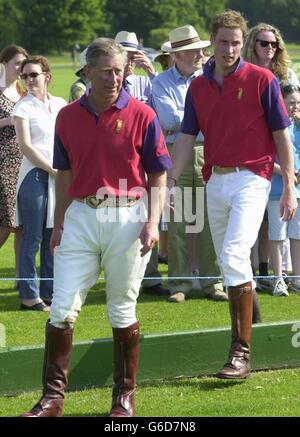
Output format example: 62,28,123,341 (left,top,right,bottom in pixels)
115,31,156,105
115,31,170,296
